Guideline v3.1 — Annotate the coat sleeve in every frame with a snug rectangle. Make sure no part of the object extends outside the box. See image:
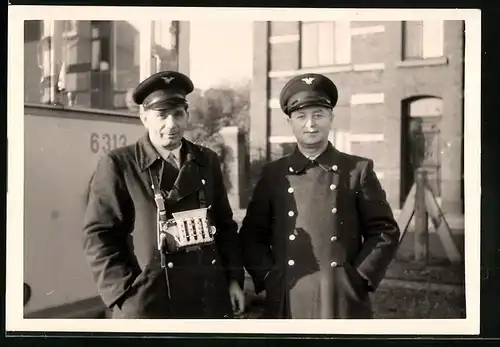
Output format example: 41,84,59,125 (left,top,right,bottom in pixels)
238,165,274,294
353,159,401,291
209,152,245,289
82,153,140,308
